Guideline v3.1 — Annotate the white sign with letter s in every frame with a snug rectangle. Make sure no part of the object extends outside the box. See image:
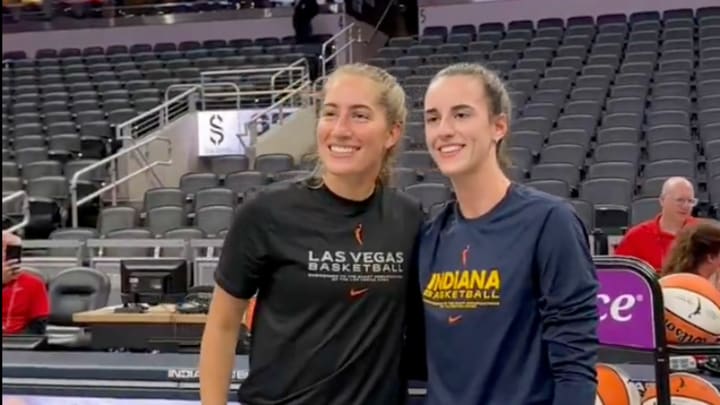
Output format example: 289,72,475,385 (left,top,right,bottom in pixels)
197,108,299,157
197,110,250,157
